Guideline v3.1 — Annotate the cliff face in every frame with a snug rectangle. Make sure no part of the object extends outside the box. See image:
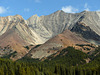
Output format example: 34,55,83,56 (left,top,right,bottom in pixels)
70,11,100,44
71,22,100,44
